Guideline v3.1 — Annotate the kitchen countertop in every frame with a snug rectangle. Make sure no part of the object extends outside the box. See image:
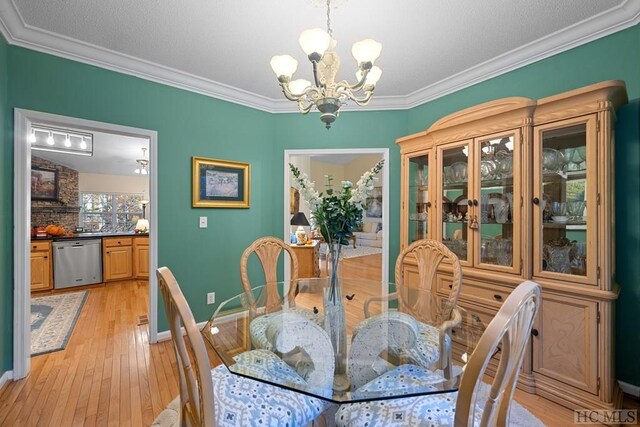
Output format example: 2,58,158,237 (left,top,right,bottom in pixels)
32,232,149,241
